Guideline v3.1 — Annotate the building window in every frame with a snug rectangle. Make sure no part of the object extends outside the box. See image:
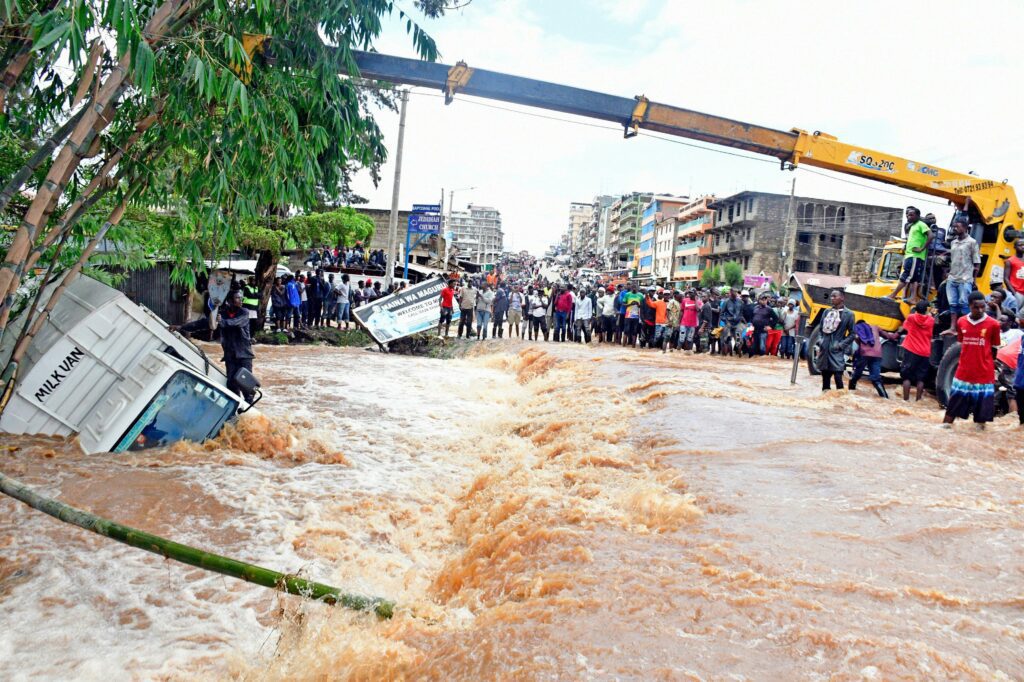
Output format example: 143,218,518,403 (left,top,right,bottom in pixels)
795,259,811,271
819,234,825,242
798,232,810,244
747,198,754,213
